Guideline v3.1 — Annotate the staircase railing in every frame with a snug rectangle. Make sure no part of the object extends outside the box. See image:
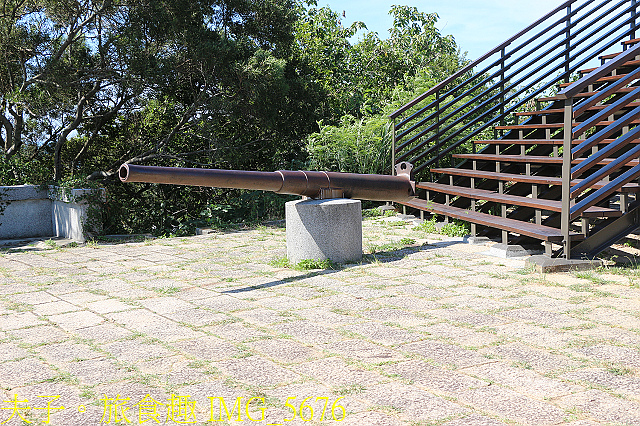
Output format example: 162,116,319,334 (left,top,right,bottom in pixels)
558,41,640,258
389,0,640,178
